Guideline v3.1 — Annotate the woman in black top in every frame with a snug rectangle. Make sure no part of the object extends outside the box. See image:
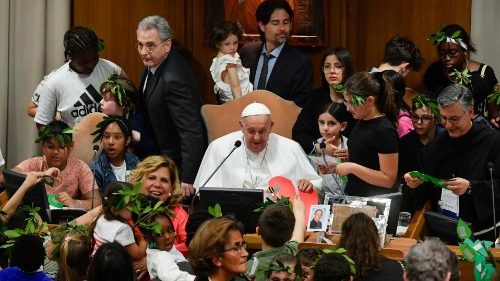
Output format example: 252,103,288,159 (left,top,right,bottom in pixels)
424,24,499,127
336,71,399,196
292,47,355,156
